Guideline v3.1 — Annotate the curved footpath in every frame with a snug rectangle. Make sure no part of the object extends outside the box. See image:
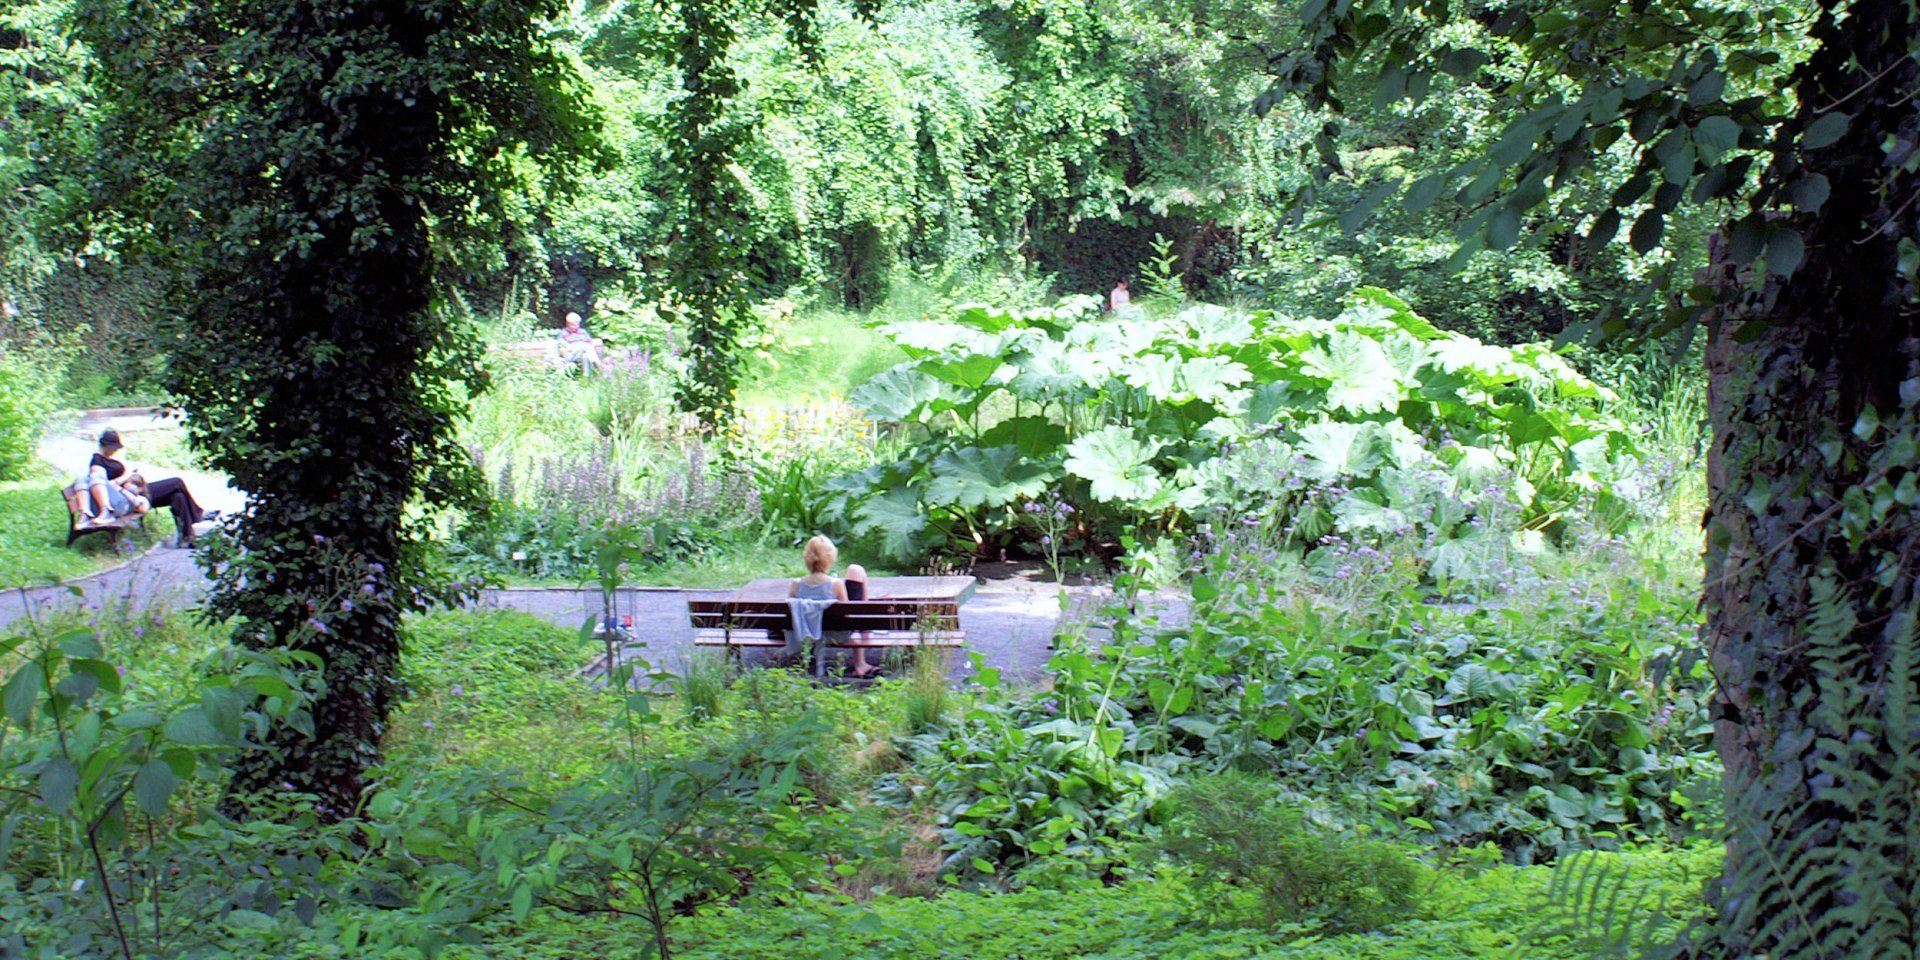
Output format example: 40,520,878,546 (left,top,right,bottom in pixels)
3,411,1187,683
